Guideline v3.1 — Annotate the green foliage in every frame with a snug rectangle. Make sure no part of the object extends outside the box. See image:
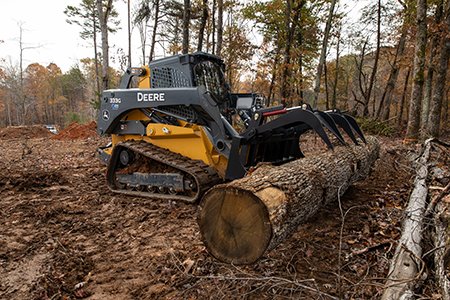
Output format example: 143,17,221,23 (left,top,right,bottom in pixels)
64,111,84,126
61,66,87,111
356,117,397,136
64,0,120,41
90,91,101,110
